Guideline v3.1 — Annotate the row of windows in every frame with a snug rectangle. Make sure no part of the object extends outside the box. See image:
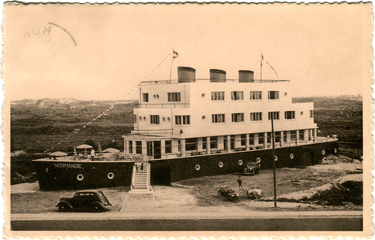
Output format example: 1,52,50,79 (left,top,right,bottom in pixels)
128,130,315,154
147,110,312,125
143,91,280,103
